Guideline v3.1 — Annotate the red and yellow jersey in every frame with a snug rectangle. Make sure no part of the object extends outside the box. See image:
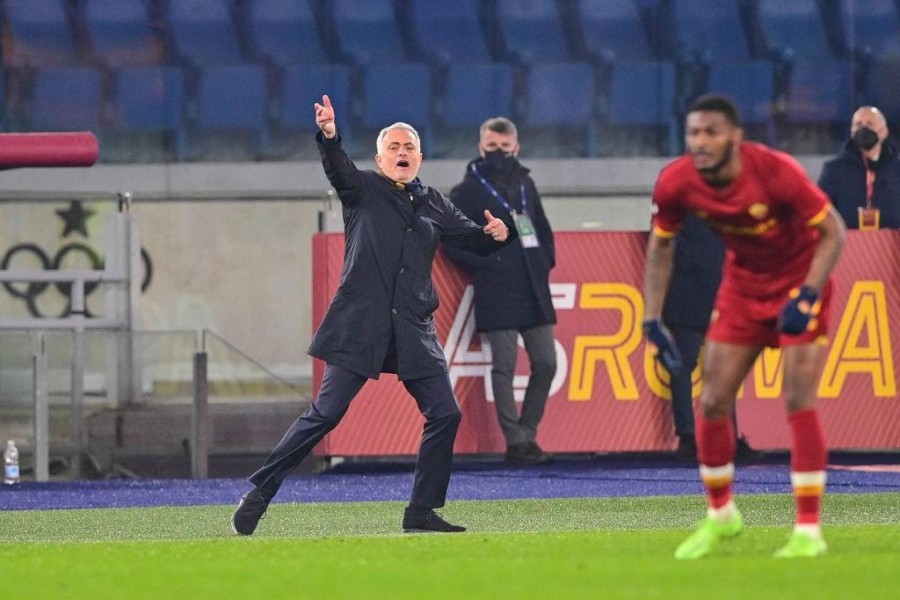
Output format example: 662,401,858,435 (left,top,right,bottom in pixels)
652,142,830,307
